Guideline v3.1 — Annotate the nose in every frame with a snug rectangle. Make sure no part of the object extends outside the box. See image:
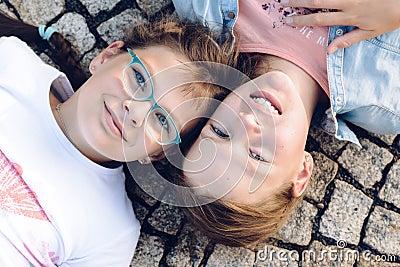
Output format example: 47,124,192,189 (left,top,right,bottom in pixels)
123,99,153,128
239,112,261,135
